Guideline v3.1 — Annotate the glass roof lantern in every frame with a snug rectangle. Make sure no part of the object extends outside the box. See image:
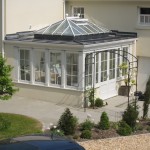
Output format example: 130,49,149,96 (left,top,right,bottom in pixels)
34,16,110,41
